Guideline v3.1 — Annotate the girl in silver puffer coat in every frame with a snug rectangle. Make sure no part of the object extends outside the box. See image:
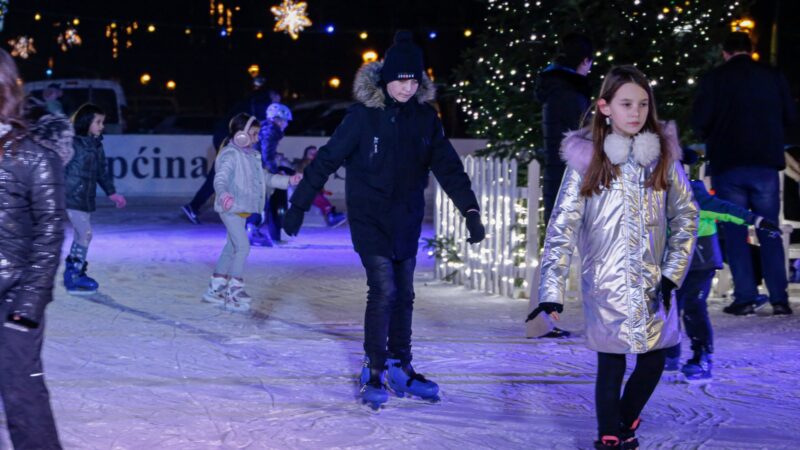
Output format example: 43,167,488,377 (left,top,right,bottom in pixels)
534,66,698,449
